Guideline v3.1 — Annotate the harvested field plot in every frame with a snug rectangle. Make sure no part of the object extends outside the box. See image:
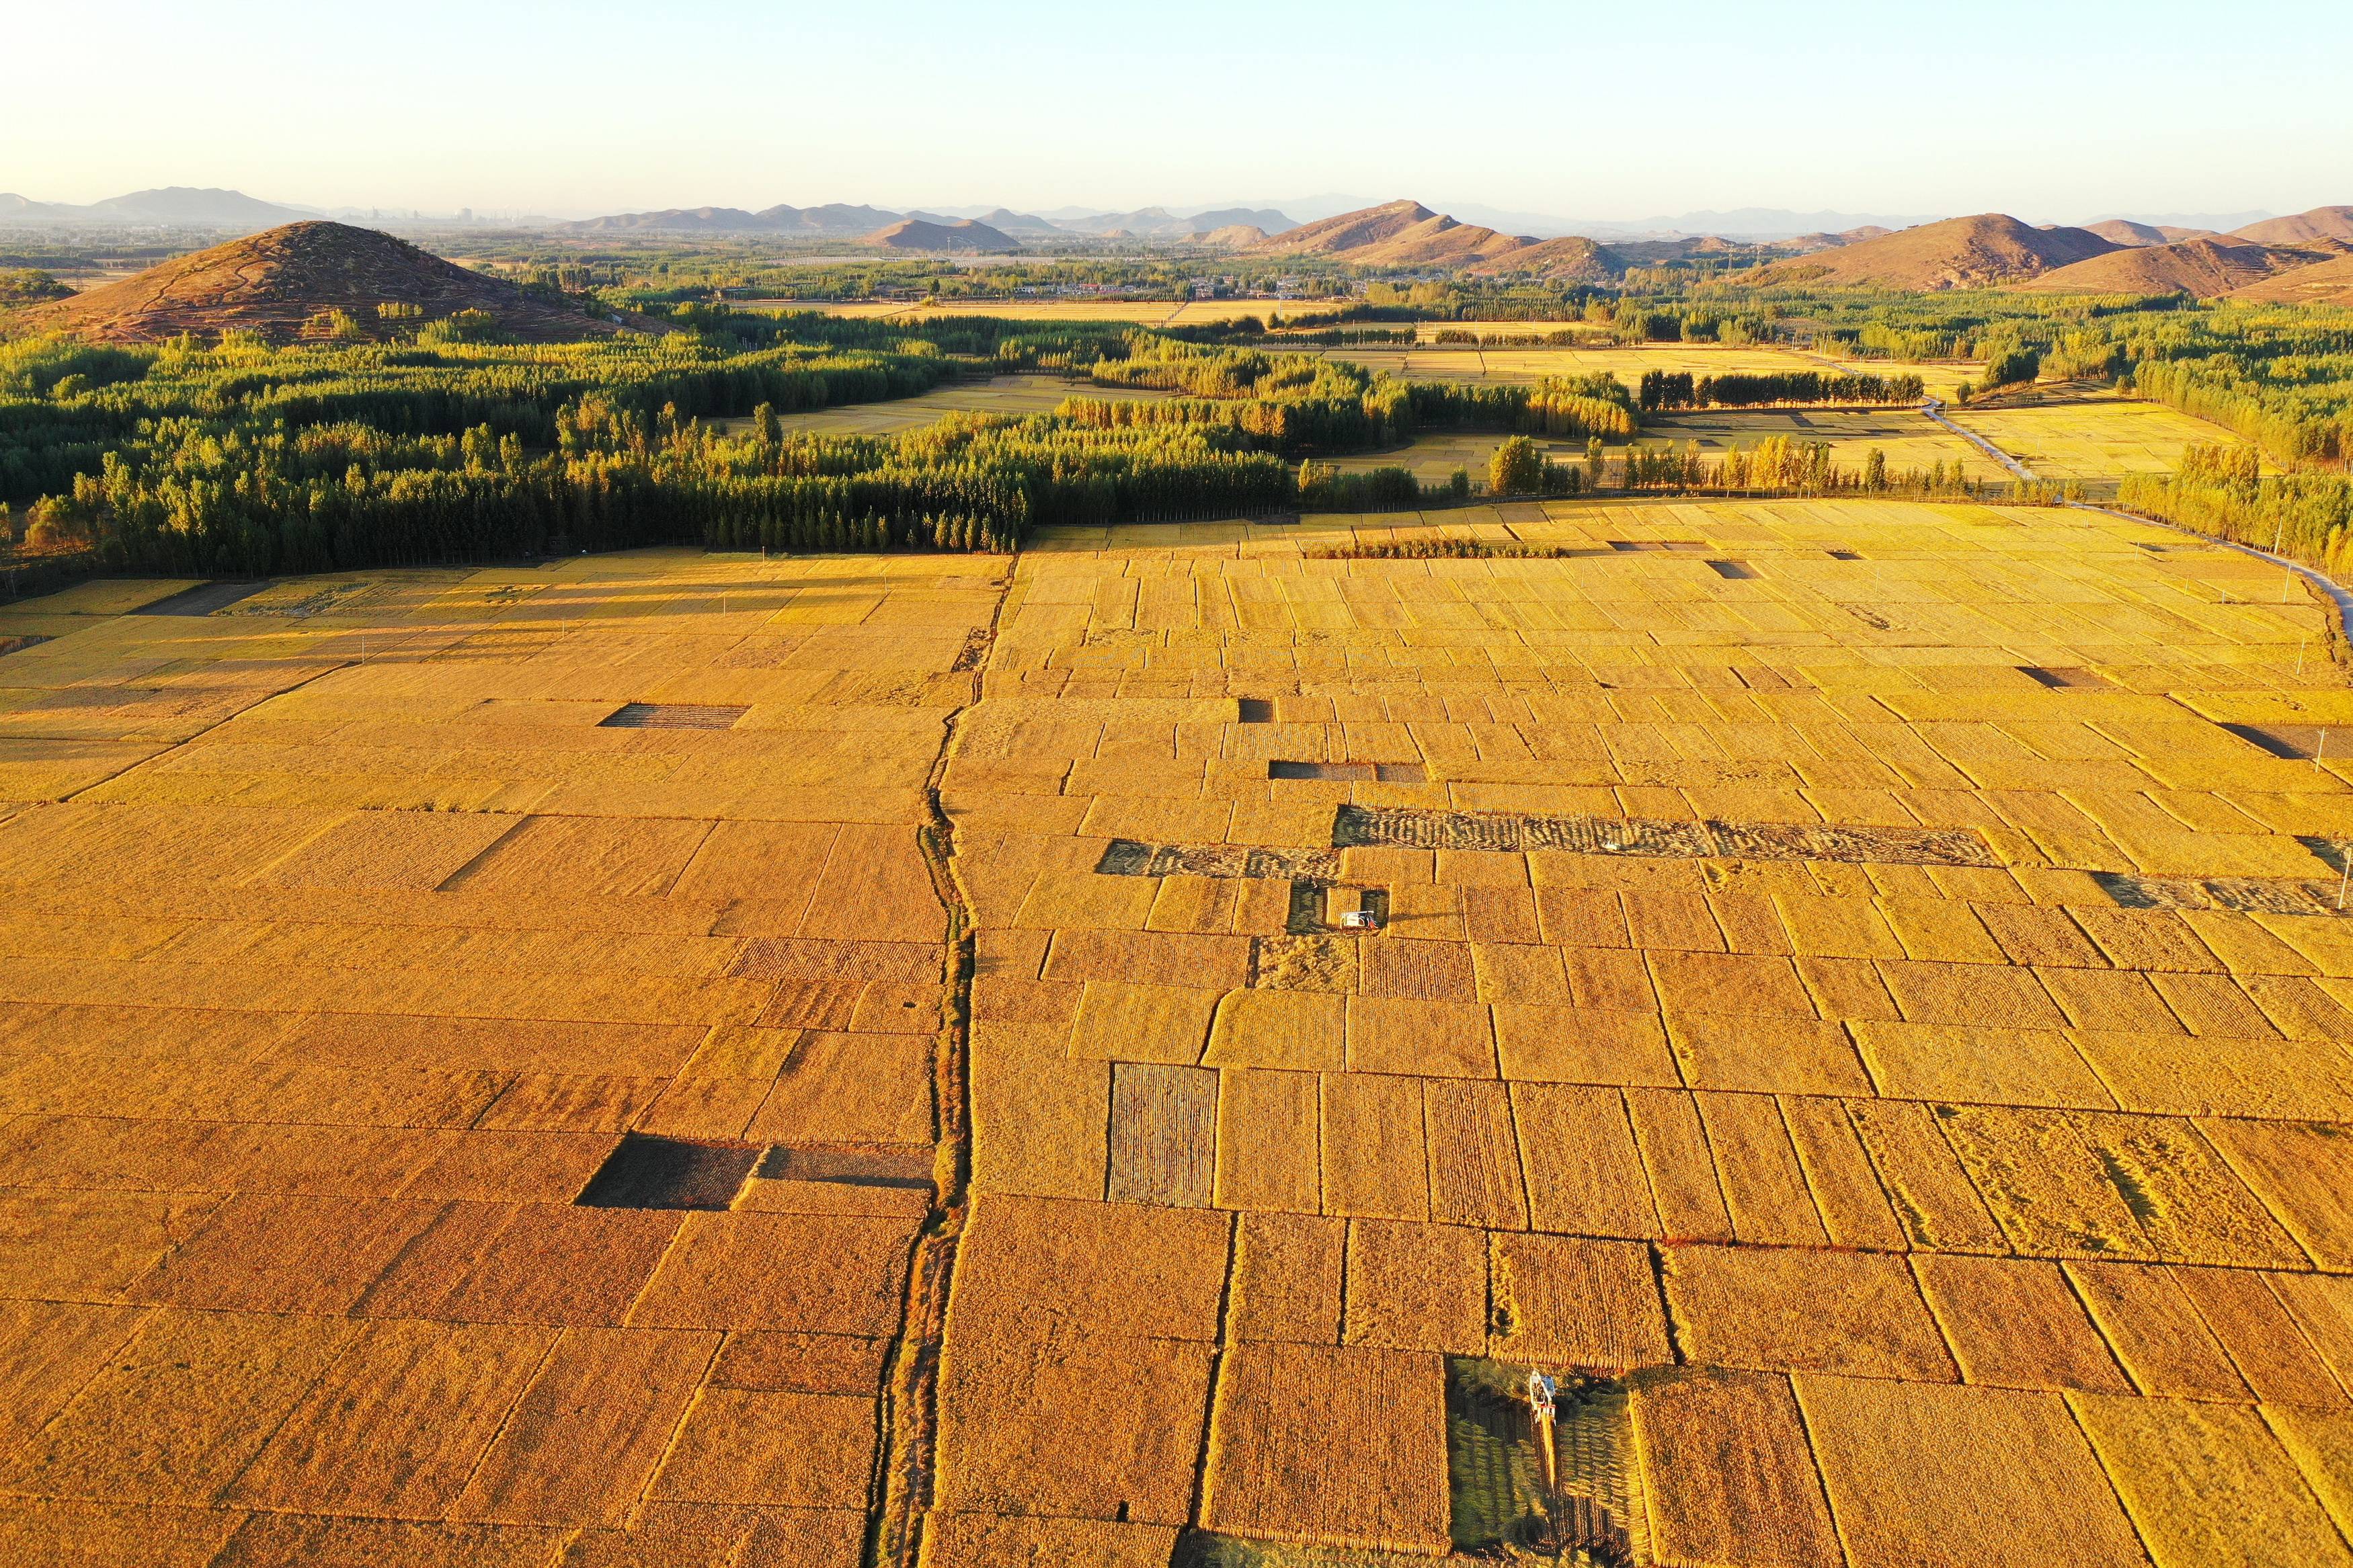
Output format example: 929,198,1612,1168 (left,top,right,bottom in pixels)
1648,407,2002,481
6,481,2352,1563
745,371,1174,437
1950,395,2258,487
1326,343,1980,400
